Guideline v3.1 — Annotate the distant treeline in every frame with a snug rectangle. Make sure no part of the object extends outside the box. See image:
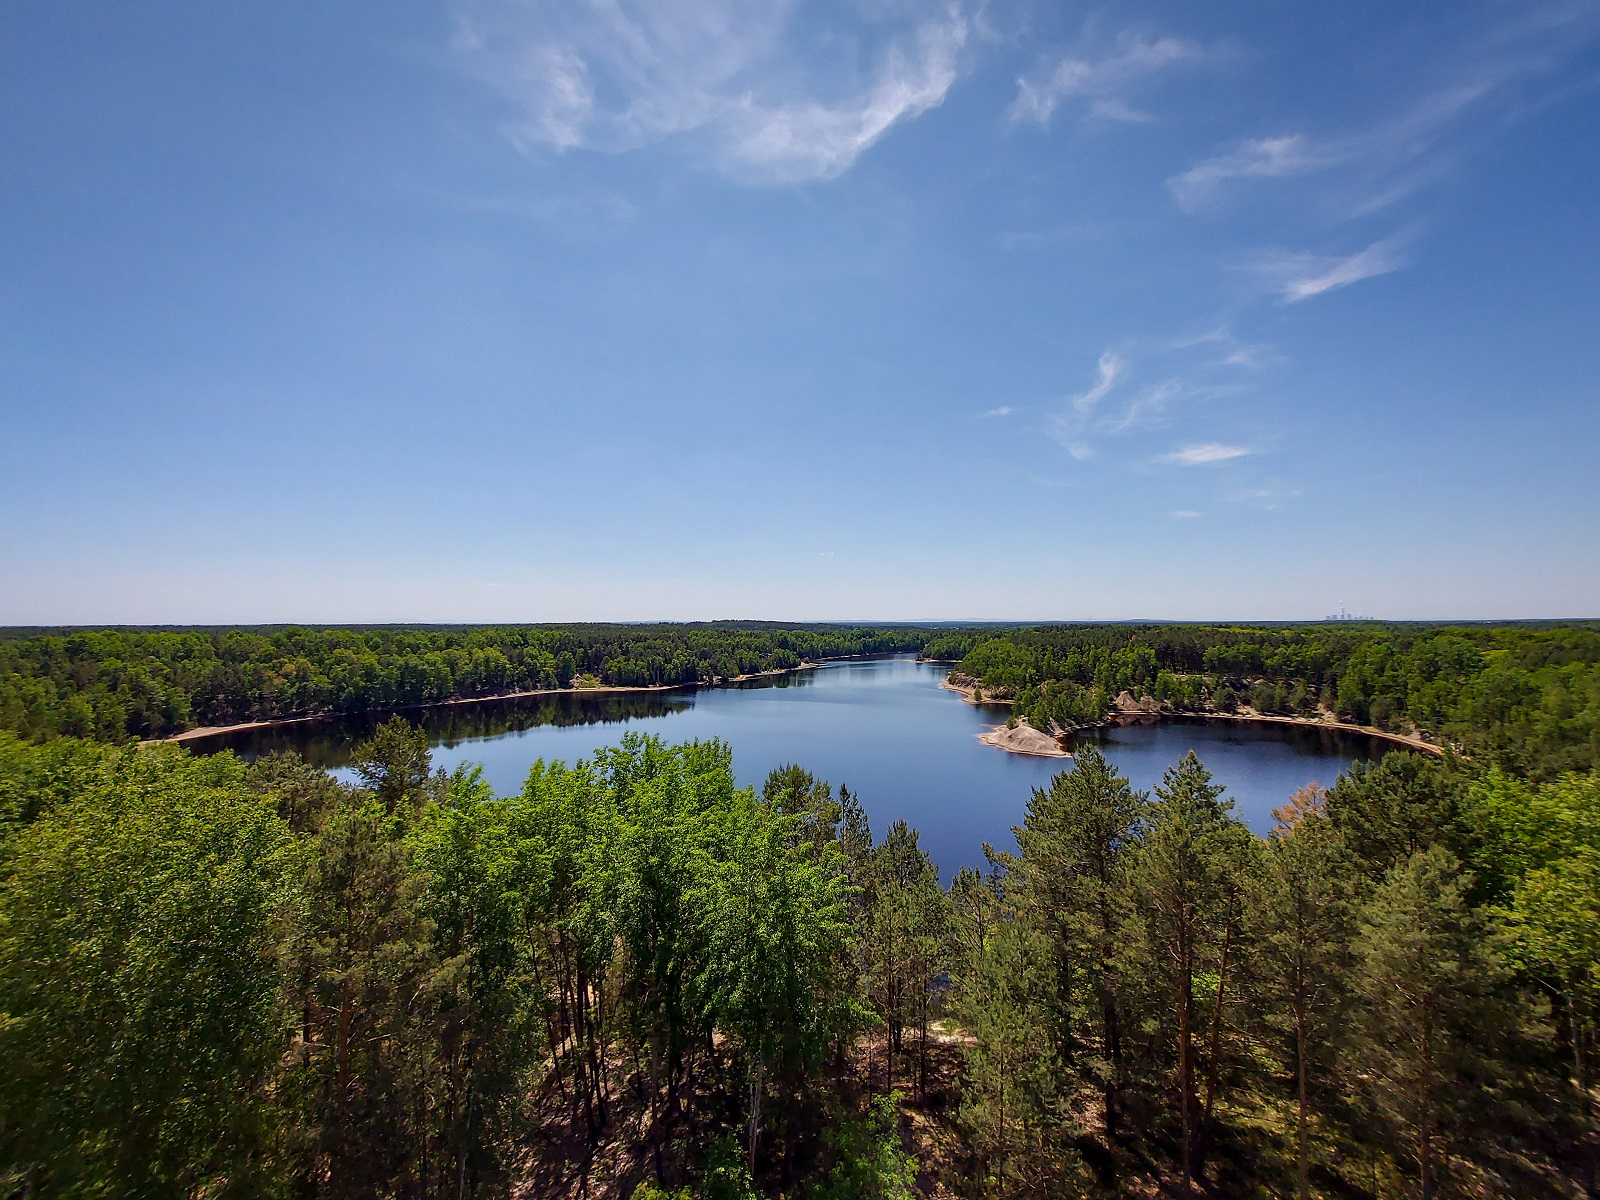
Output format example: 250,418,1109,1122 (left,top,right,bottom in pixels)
0,624,941,742
924,623,1600,779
